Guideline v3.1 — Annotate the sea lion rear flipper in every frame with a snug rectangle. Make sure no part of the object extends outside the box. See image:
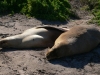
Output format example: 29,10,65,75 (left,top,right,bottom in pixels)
36,25,69,32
